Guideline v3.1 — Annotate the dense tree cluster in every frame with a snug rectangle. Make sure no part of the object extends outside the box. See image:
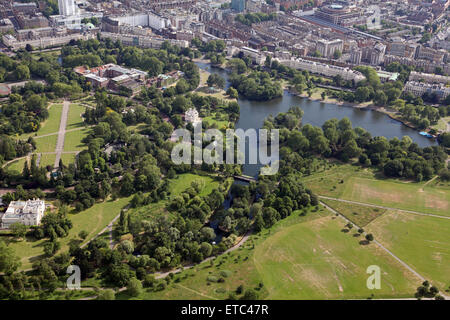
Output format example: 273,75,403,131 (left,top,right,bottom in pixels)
266,112,447,181
0,93,49,135
235,13,276,26
229,71,282,101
